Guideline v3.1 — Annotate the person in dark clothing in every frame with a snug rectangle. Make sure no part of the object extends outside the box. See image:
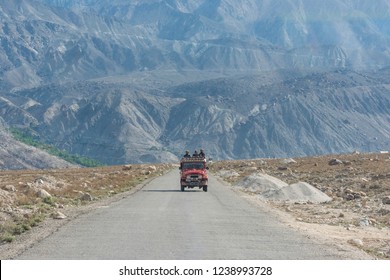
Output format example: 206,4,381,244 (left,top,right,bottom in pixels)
183,150,191,158
199,149,205,158
192,150,199,157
